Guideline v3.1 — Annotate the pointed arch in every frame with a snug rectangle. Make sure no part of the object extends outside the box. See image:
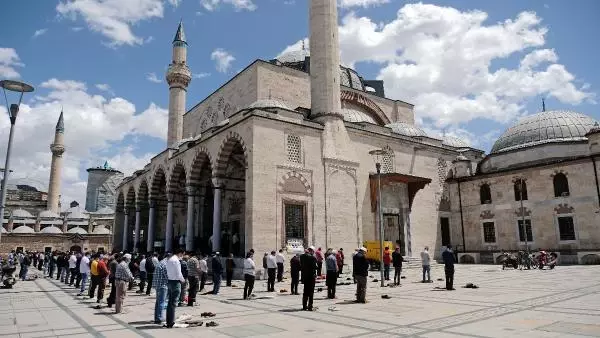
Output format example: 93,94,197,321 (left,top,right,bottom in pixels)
168,160,187,195
137,179,149,205
116,191,125,212
125,186,136,208
553,172,570,197
188,148,213,187
150,166,168,200
215,132,248,178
